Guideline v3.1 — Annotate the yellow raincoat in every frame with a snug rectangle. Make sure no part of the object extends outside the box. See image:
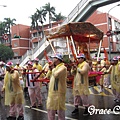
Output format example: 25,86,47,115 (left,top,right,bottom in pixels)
2,70,24,105
46,63,67,110
46,70,52,79
14,65,22,77
71,61,90,96
109,63,120,93
33,63,44,87
33,63,42,72
99,67,107,85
